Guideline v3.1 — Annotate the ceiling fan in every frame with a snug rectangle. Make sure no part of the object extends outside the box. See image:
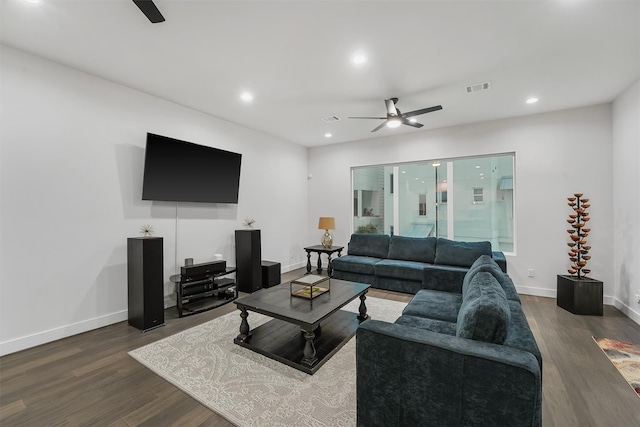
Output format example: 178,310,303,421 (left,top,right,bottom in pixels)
132,0,165,23
349,98,443,132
